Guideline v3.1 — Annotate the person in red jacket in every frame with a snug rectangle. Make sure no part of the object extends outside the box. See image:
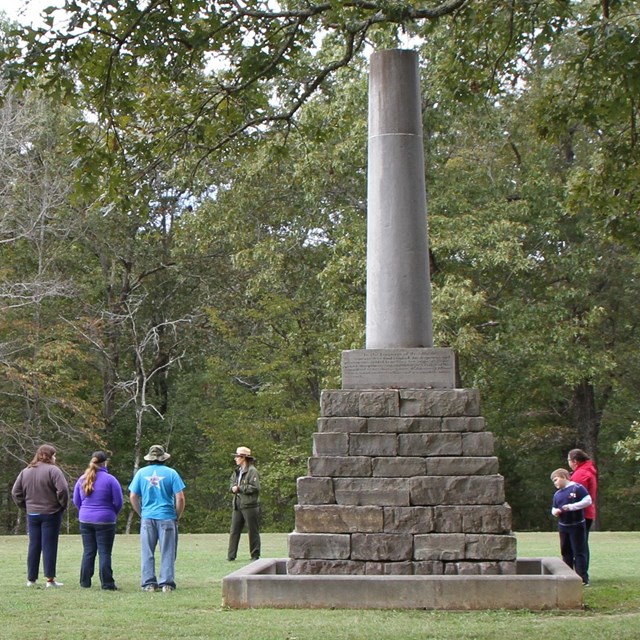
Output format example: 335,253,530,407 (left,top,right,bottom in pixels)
567,449,598,574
